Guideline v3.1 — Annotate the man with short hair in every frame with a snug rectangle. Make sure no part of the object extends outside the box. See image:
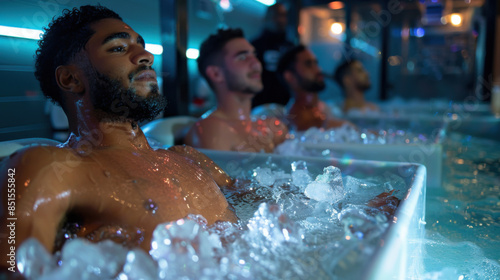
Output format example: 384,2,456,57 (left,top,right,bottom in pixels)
278,45,352,131
185,28,288,152
0,5,237,268
334,60,379,114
